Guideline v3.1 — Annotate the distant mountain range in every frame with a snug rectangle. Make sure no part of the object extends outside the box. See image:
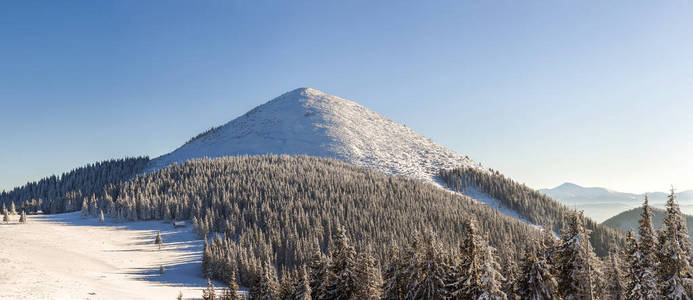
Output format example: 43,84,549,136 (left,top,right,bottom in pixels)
540,182,693,222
